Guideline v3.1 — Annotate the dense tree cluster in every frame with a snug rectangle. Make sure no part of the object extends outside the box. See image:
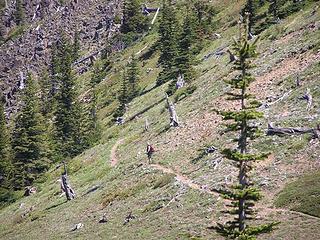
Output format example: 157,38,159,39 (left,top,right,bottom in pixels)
0,33,99,203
